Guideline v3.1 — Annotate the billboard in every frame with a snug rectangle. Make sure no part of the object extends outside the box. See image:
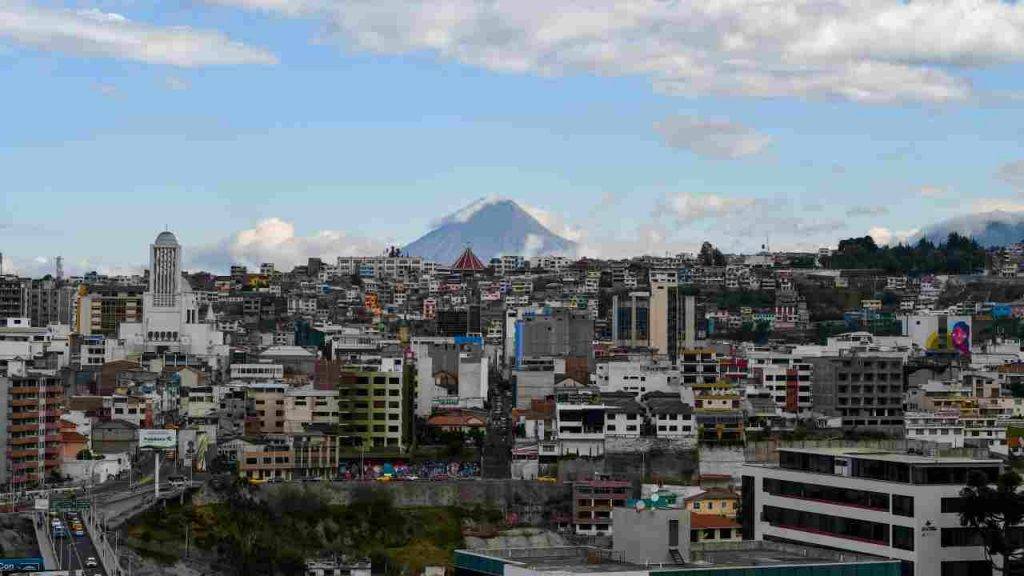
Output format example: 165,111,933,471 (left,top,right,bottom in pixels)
139,429,177,449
